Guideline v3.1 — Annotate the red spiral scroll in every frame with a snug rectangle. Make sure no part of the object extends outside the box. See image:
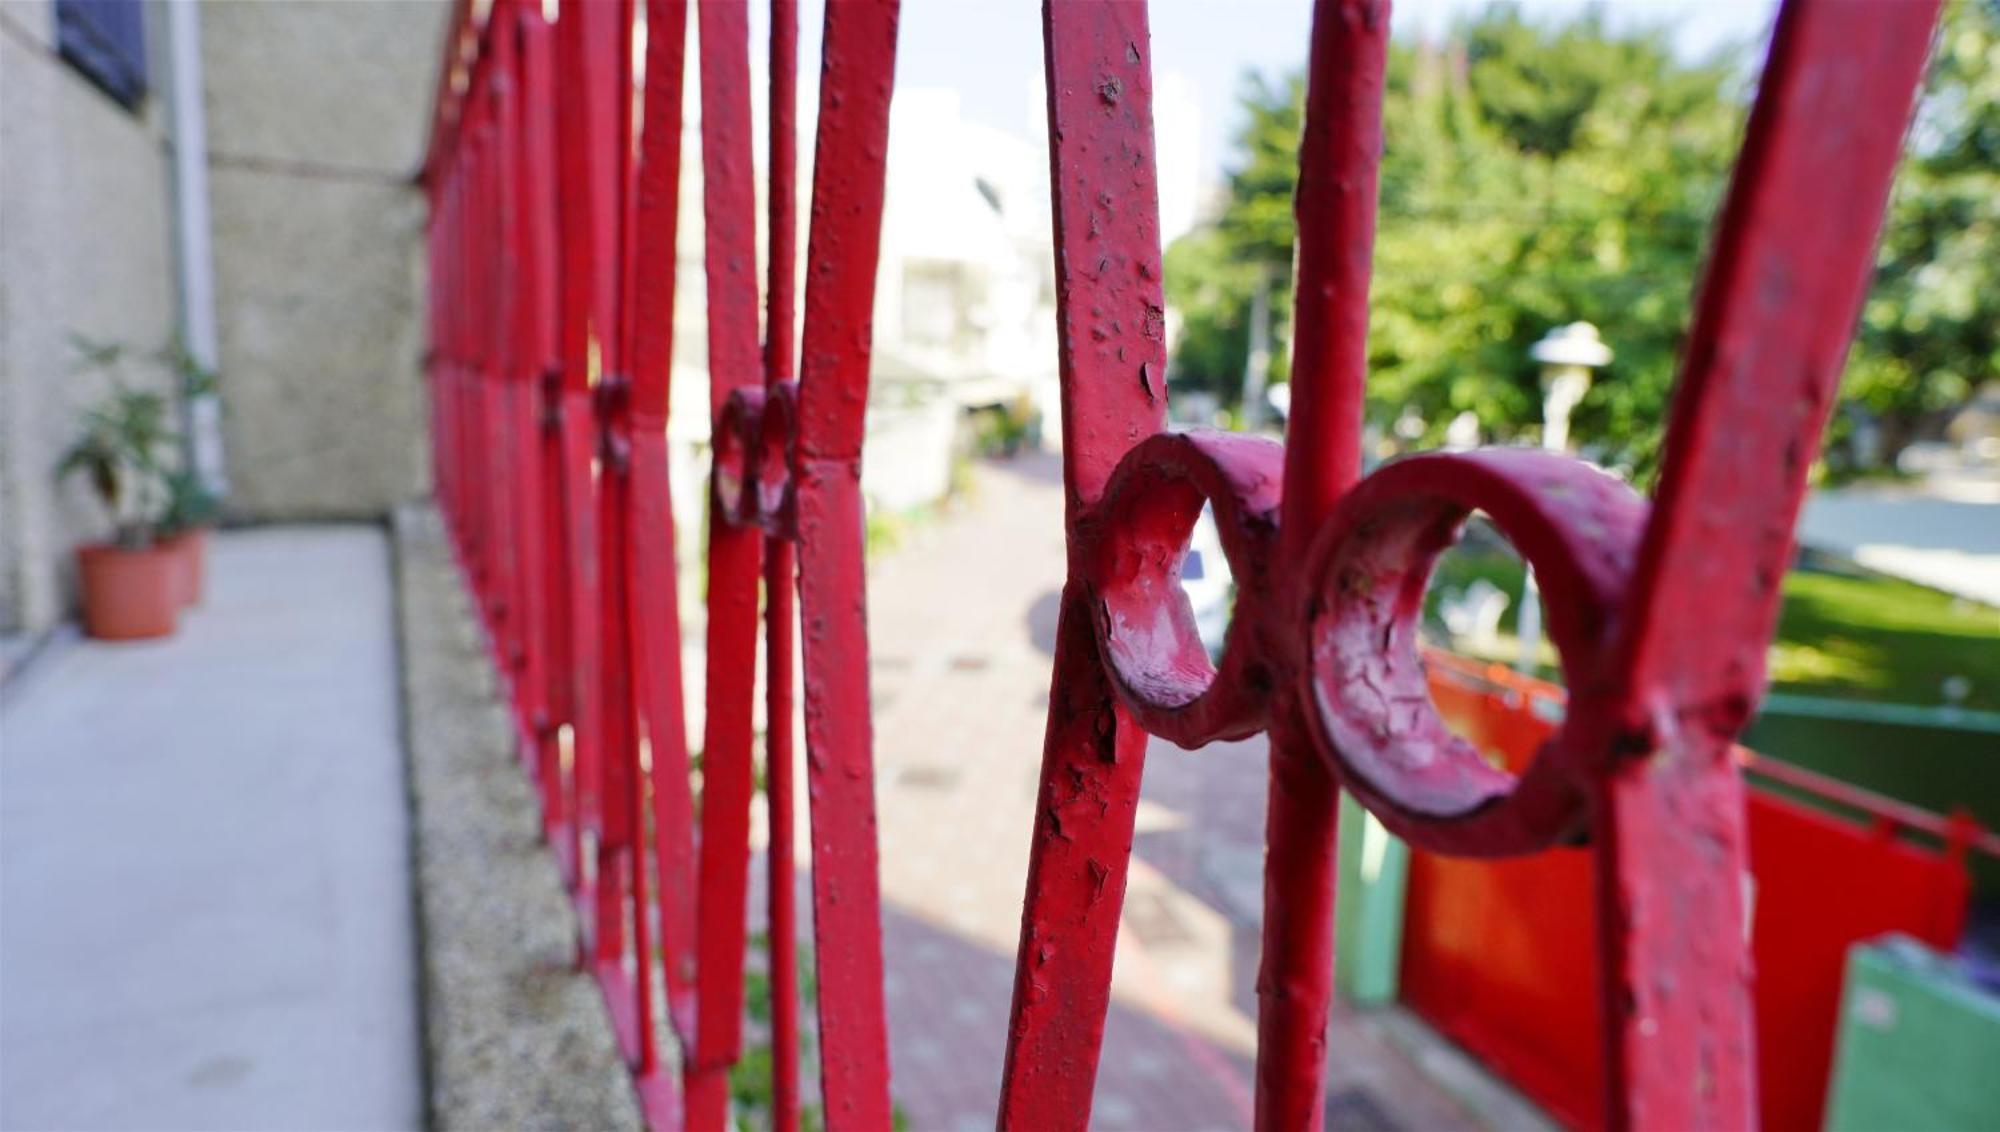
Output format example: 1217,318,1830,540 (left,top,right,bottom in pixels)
999,0,1942,1130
